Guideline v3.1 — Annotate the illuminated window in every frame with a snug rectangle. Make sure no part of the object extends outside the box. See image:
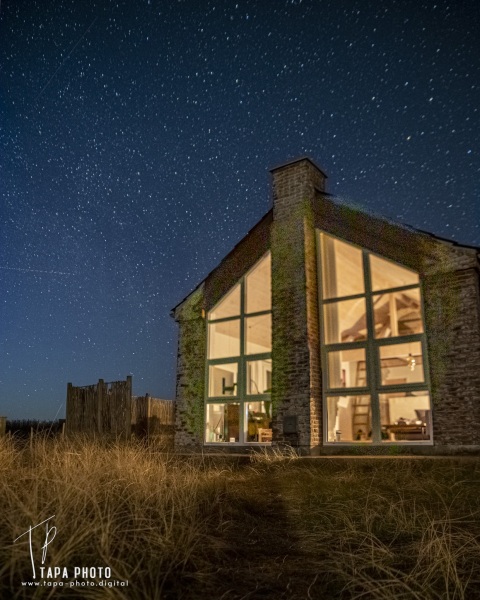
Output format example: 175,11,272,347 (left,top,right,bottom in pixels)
318,232,432,444
206,253,272,444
